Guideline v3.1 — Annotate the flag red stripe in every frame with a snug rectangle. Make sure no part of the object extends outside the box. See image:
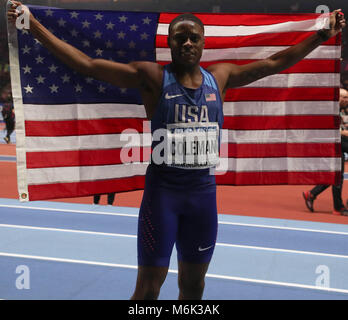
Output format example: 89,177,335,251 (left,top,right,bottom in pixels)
27,171,339,201
25,142,340,170
26,148,151,168
215,171,340,185
159,13,319,26
157,59,340,74
224,87,339,102
24,114,339,139
156,32,337,49
224,143,341,158
223,115,340,130
24,118,145,136
27,176,146,201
